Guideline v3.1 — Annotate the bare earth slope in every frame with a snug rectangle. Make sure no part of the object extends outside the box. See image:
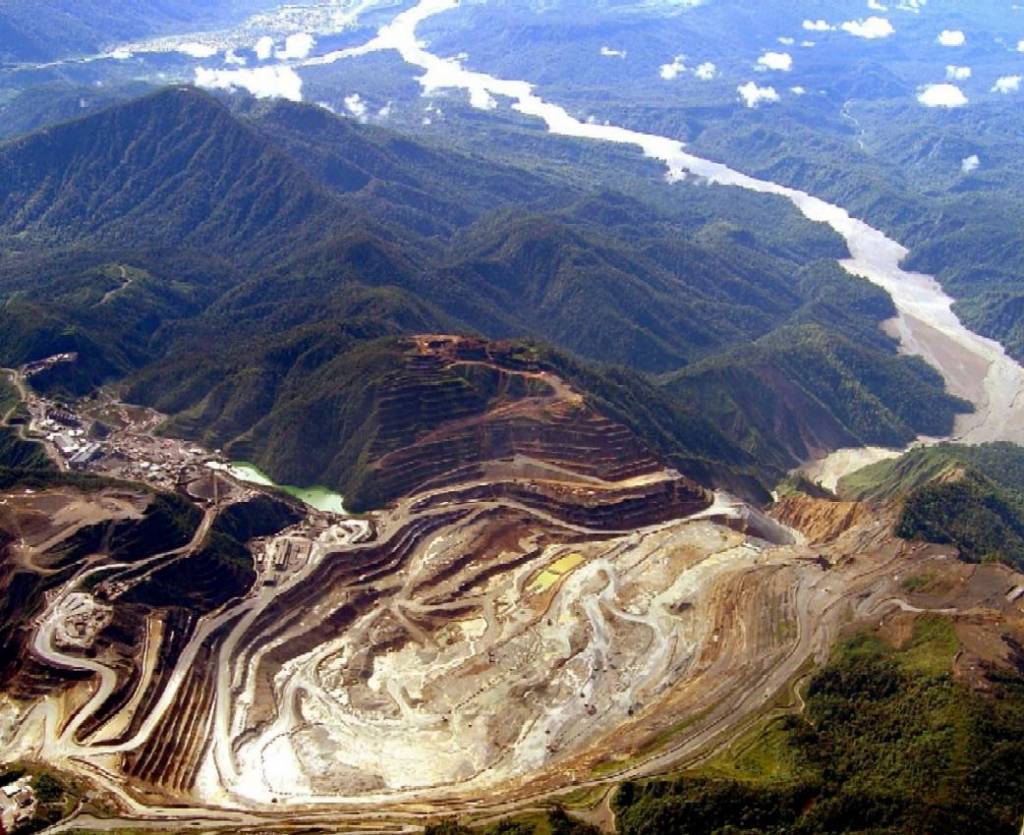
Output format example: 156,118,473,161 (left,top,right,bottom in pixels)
2,339,1021,833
